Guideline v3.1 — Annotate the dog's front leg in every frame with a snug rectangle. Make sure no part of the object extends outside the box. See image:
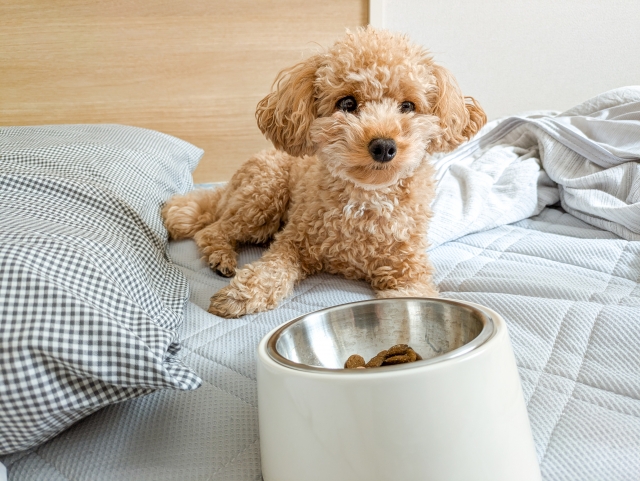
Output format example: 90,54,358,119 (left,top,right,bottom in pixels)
375,280,439,299
371,252,439,299
208,239,305,318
